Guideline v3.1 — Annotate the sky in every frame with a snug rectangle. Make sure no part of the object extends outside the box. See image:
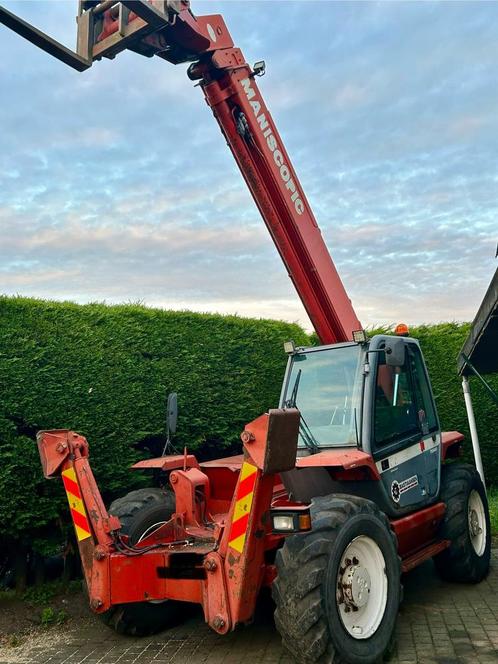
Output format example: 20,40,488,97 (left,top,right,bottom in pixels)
0,0,497,332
